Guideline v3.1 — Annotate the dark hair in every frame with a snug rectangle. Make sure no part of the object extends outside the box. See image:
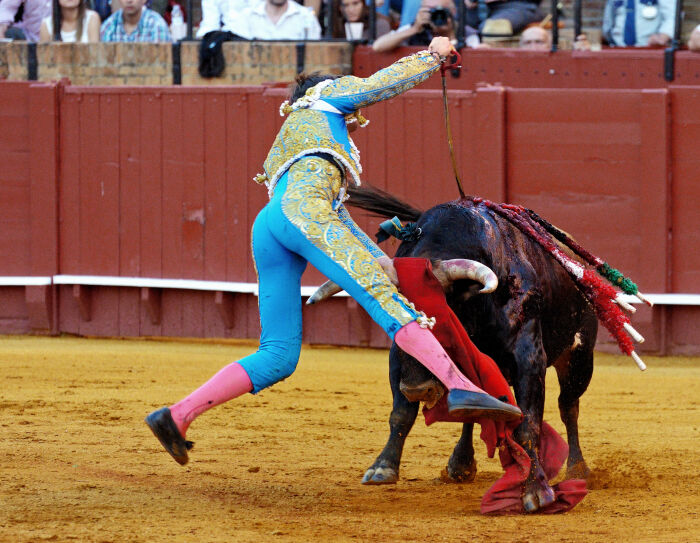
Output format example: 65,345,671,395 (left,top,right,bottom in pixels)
52,0,87,42
331,0,368,39
289,72,339,103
